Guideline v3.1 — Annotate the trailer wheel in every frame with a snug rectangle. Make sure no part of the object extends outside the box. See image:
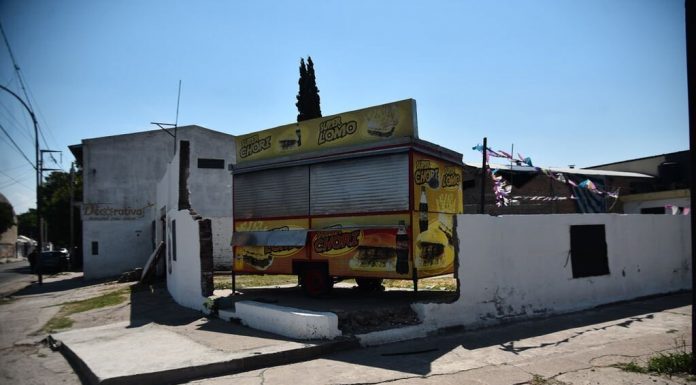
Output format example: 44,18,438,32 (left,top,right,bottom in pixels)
301,265,332,297
355,278,384,292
